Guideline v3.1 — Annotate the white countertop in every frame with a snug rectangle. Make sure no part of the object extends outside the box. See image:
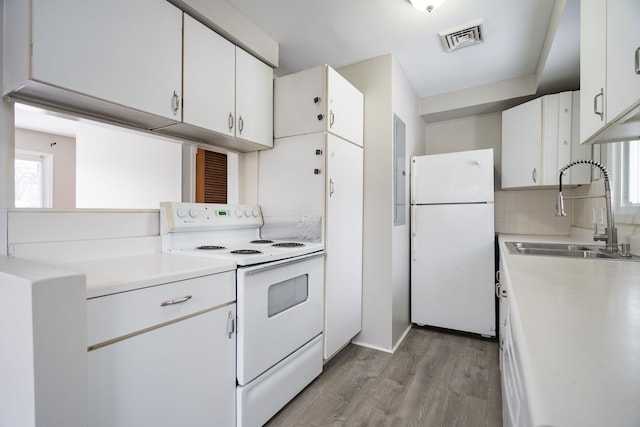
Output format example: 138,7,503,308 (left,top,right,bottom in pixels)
498,233,640,427
57,253,237,298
